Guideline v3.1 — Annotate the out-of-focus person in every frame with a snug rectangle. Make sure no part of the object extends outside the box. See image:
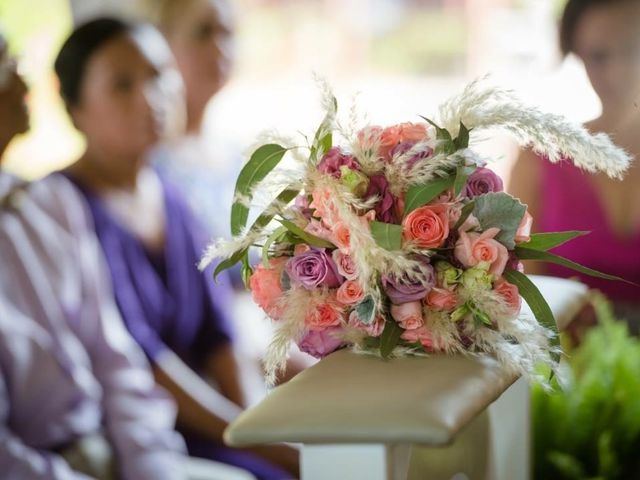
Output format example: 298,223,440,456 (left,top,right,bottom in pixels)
510,0,640,333
54,17,298,479
0,32,187,480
